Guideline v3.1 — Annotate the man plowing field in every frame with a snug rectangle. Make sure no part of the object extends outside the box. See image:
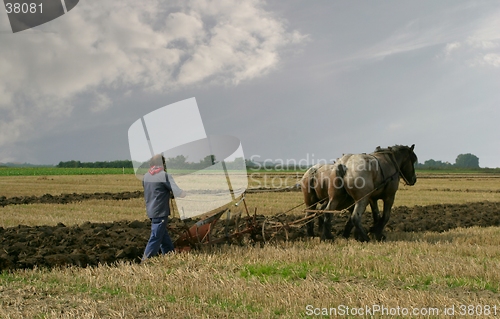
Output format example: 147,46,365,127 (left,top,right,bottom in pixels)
142,154,186,262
